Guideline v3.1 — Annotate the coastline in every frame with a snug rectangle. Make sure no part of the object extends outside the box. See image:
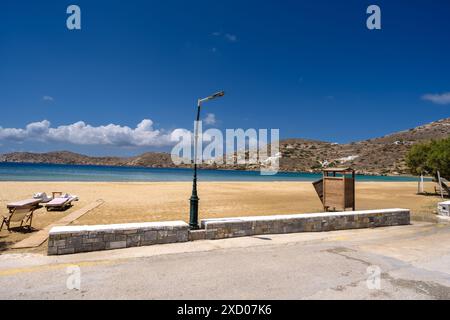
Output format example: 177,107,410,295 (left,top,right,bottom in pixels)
0,160,409,176
0,161,428,181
